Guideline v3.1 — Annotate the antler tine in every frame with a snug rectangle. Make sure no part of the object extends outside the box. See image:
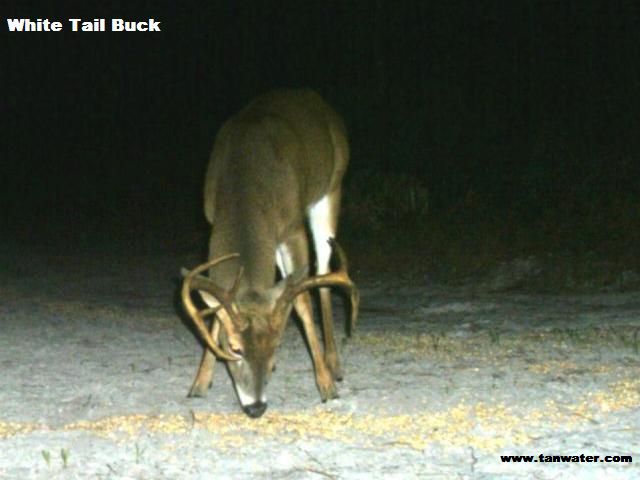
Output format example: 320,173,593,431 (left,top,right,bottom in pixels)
331,239,360,333
230,266,244,297
348,283,360,334
278,239,359,331
181,253,241,361
181,281,236,361
201,306,223,317
183,253,243,323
